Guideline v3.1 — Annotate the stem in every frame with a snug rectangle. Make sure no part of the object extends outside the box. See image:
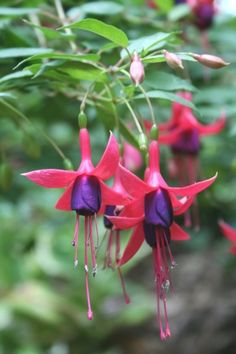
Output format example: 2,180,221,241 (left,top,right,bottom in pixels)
138,84,156,125
80,83,95,111
122,98,143,134
103,84,120,142
0,99,67,160
54,0,77,52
